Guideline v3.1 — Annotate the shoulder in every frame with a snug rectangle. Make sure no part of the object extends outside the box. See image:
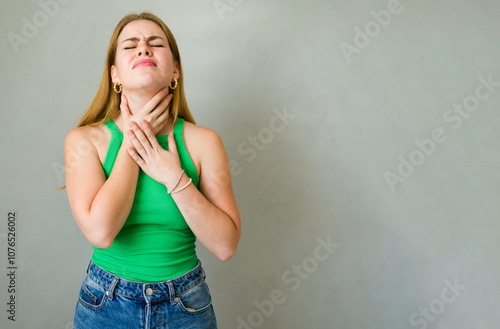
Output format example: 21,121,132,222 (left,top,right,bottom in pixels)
64,124,110,156
181,121,228,167
65,126,90,148
182,121,223,146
